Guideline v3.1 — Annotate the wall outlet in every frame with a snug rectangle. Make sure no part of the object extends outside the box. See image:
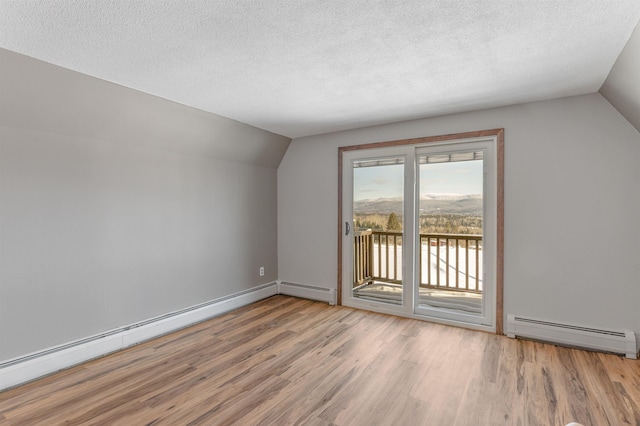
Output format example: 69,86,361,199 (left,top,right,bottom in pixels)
259,267,265,276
